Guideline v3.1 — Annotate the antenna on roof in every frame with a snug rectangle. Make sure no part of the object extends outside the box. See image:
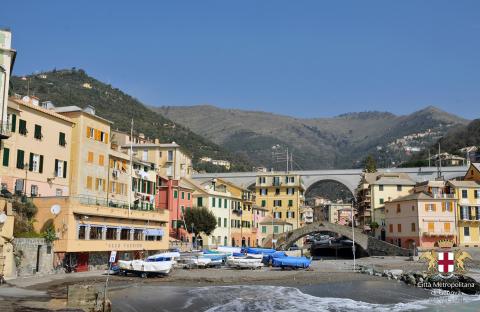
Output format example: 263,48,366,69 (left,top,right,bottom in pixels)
437,143,443,180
